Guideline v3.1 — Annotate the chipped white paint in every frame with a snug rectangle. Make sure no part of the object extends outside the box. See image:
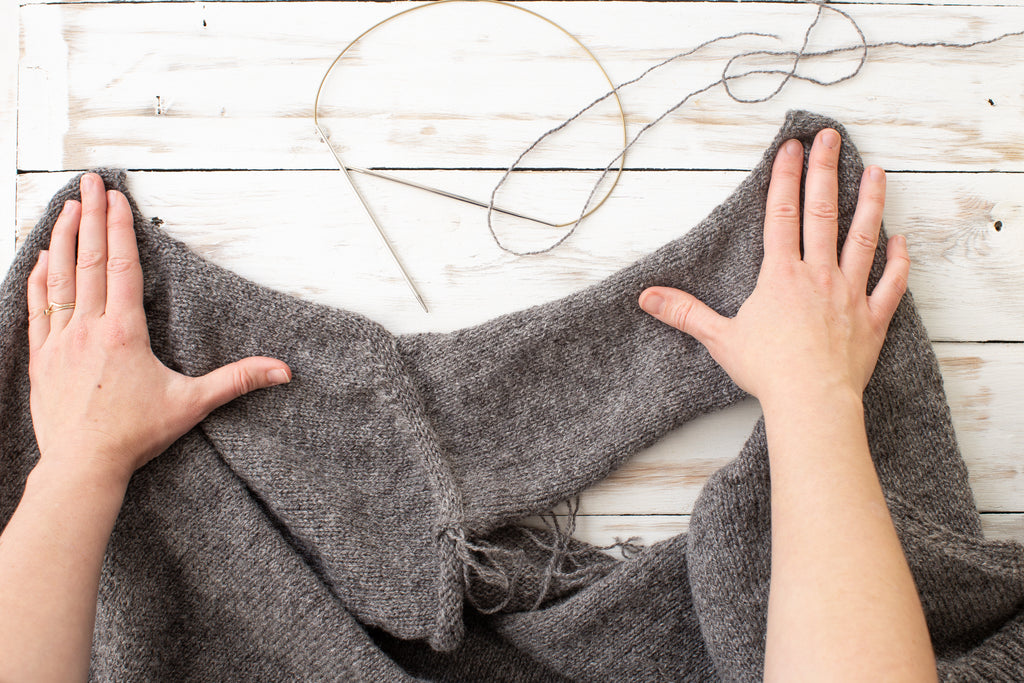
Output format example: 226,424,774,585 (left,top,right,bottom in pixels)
17,6,69,172
8,1,1024,545
0,0,17,274
12,2,1024,172
531,513,1024,550
15,170,1024,341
